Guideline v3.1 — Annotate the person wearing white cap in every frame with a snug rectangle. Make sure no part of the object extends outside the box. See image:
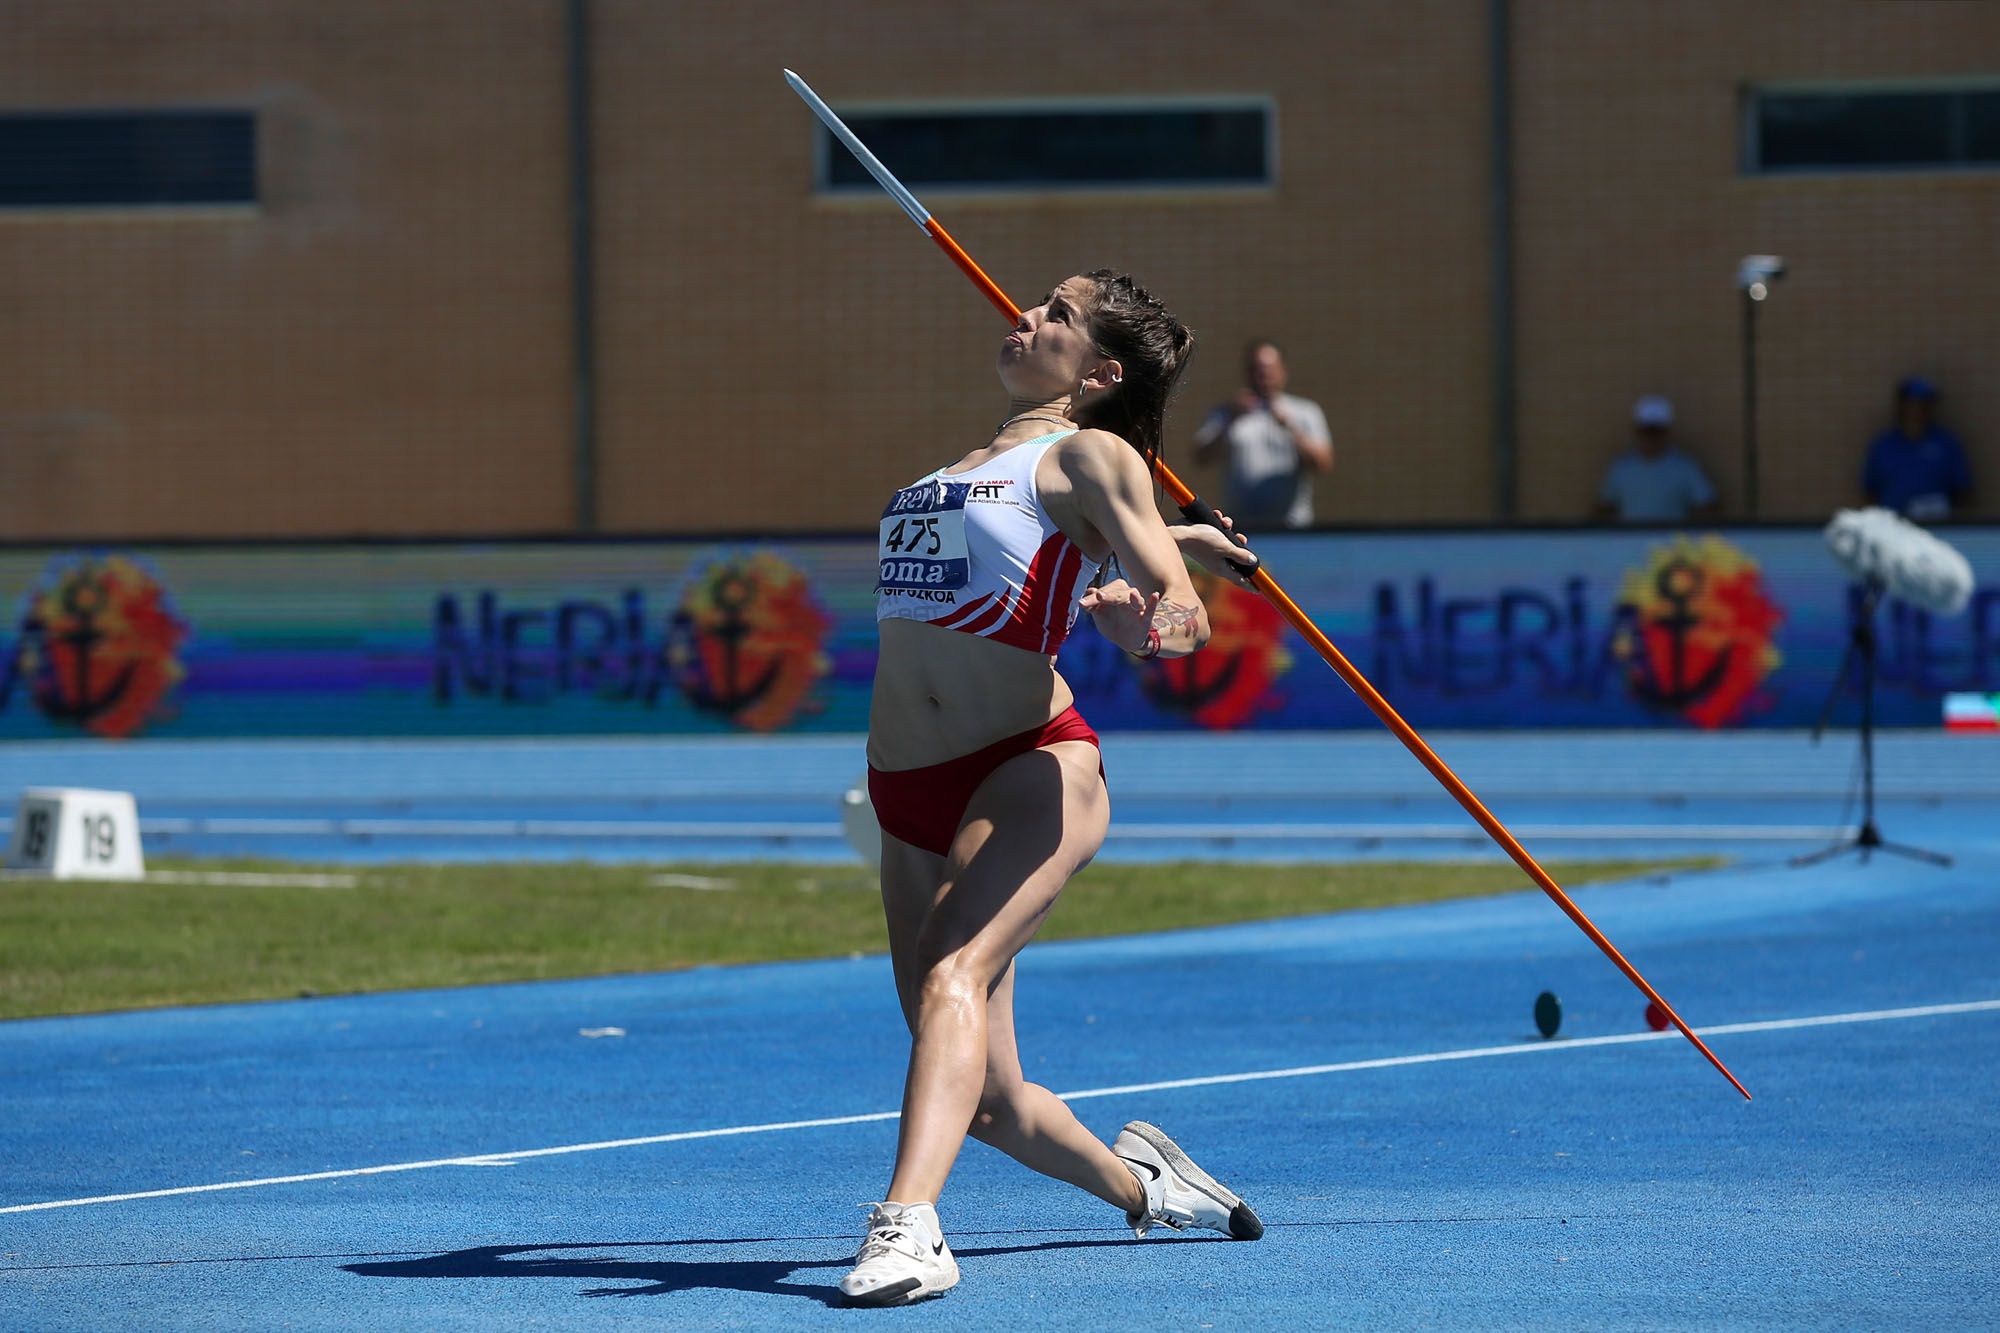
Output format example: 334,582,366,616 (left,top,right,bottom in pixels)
1594,394,1720,524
